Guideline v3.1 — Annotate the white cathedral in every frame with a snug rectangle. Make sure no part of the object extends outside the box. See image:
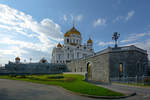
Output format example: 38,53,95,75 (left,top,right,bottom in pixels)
51,25,94,64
